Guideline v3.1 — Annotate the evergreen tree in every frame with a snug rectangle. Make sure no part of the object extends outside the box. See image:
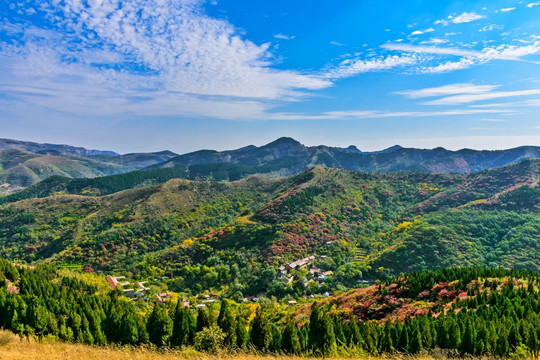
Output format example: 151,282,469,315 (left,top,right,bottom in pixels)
196,307,210,332
235,314,249,349
171,302,189,347
146,303,173,346
281,322,301,354
460,319,475,355
269,323,282,352
380,320,395,353
120,315,139,345
397,324,409,352
308,303,337,355
346,317,363,348
250,308,272,351
496,329,510,357
447,321,461,350
508,323,522,350
408,325,423,354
